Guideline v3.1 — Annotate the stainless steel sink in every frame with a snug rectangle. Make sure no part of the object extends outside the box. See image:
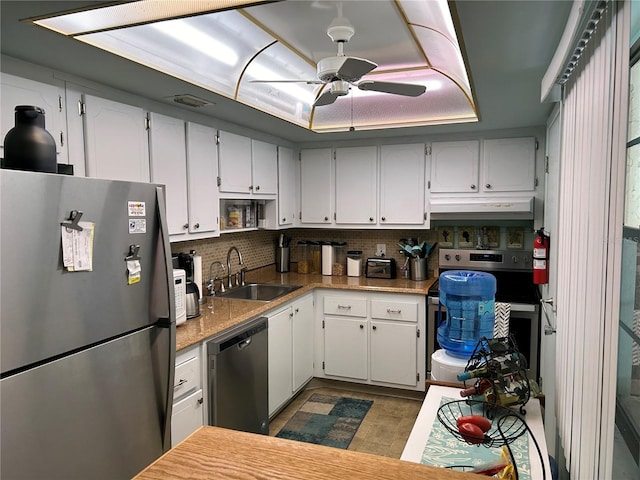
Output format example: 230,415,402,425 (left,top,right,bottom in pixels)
217,283,302,302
